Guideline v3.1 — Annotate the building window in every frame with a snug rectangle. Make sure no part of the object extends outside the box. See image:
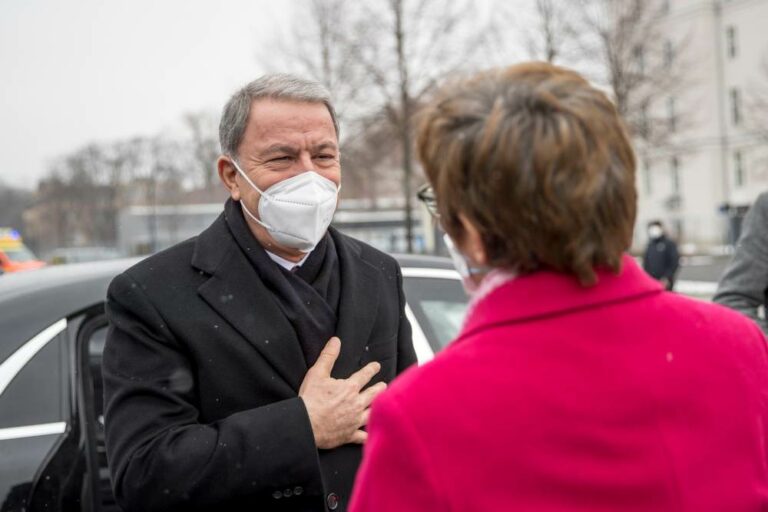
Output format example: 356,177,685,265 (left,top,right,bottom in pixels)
644,160,652,195
667,96,676,133
734,150,745,188
726,26,738,58
671,156,680,194
730,88,742,125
